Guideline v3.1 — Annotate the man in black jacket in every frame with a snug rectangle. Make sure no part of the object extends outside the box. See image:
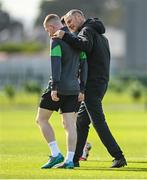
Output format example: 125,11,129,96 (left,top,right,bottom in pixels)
53,9,127,168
